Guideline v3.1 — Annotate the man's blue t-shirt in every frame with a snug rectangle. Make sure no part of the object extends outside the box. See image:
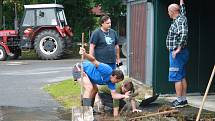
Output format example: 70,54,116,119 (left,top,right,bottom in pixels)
83,60,115,90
